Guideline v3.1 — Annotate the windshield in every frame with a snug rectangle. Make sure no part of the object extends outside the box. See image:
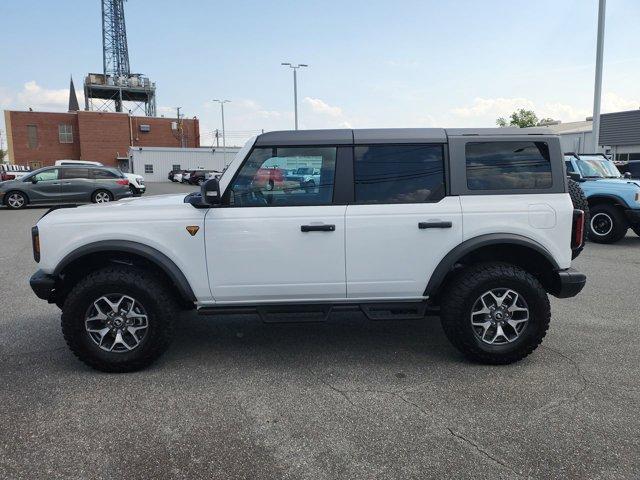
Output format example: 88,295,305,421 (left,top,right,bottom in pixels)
576,156,621,179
